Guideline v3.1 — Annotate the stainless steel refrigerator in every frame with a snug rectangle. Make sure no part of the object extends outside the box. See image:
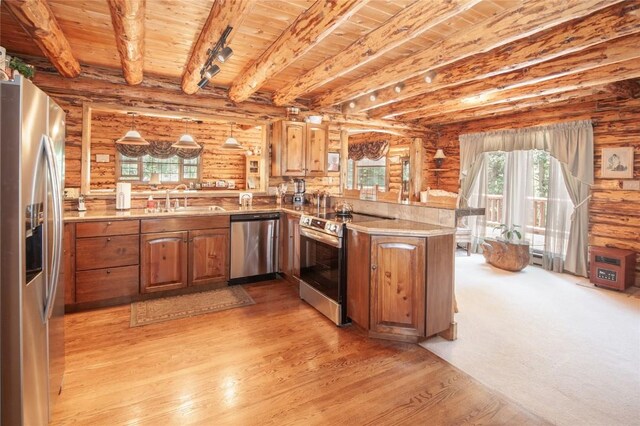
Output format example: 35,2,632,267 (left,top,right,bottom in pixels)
1,76,66,425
